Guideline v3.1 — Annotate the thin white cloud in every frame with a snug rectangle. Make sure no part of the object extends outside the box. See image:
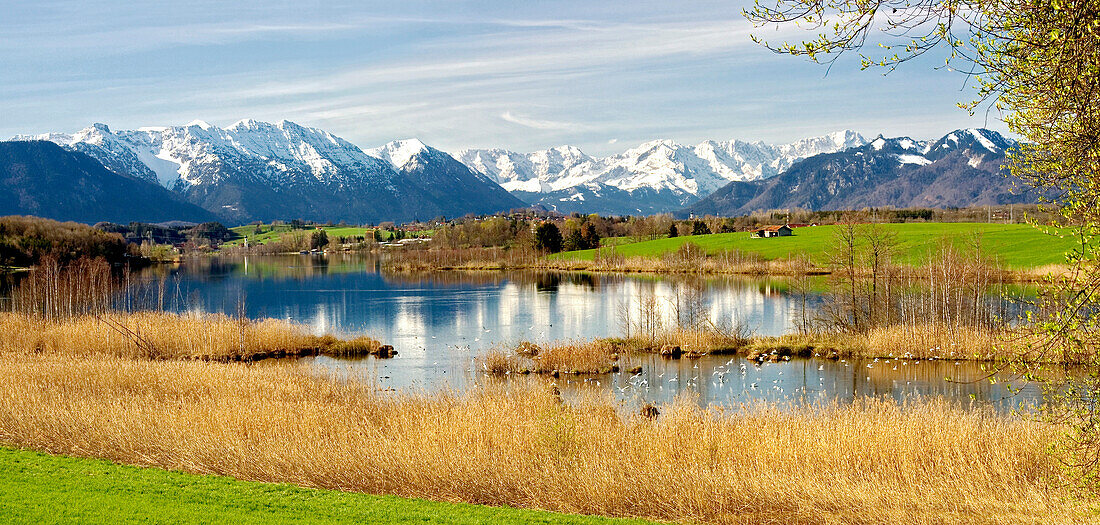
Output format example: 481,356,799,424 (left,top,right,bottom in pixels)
501,111,576,130
218,18,782,104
